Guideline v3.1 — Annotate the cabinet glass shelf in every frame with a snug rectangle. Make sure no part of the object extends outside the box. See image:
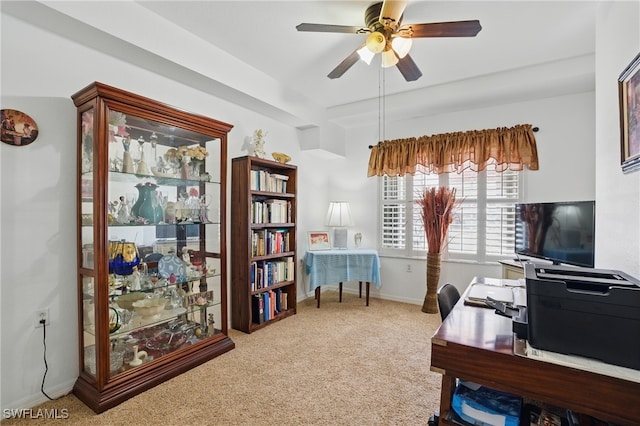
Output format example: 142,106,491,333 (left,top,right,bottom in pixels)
84,300,223,338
